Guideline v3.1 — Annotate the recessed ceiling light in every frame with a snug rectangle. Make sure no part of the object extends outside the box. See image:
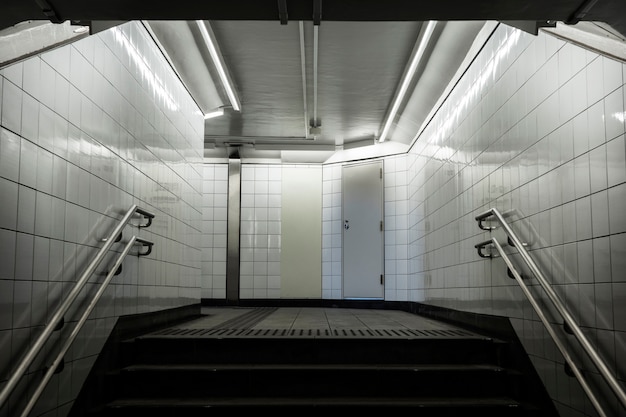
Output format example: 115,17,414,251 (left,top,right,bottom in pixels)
73,26,89,34
204,108,225,119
